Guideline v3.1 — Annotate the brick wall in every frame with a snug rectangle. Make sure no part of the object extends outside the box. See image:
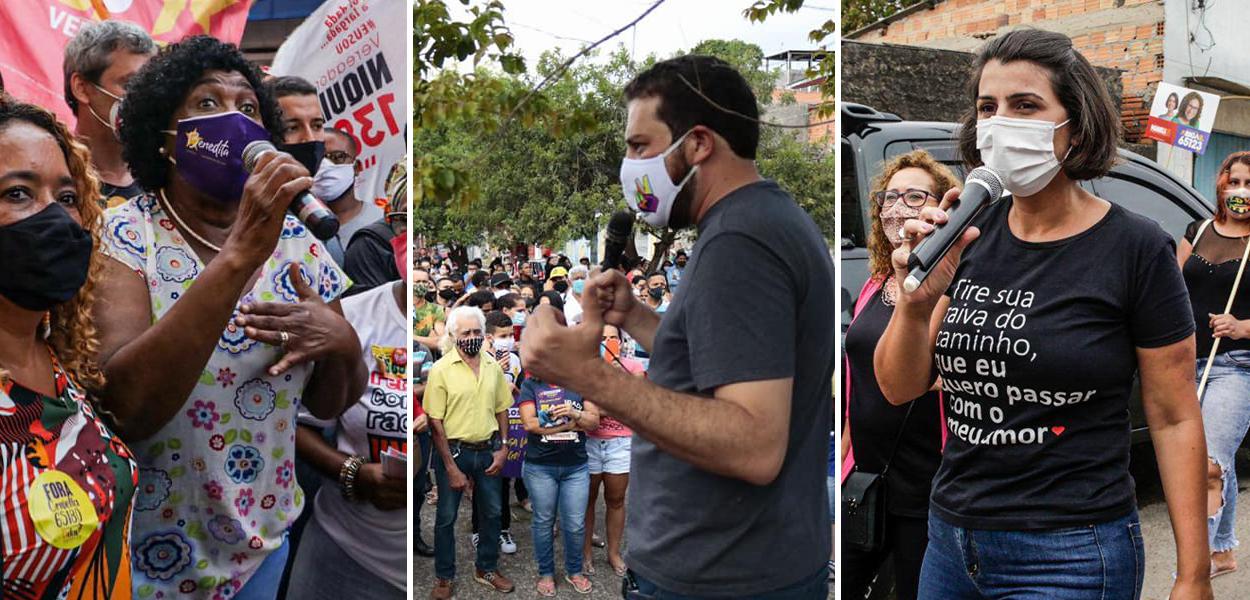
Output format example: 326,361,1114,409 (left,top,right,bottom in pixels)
850,0,1165,142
